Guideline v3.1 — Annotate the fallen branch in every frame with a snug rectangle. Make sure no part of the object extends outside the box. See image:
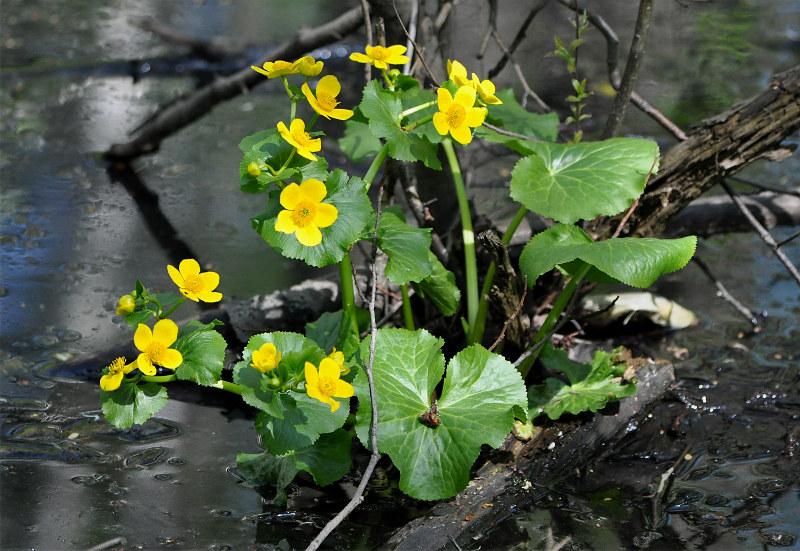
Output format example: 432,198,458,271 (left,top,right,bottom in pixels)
105,6,364,161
